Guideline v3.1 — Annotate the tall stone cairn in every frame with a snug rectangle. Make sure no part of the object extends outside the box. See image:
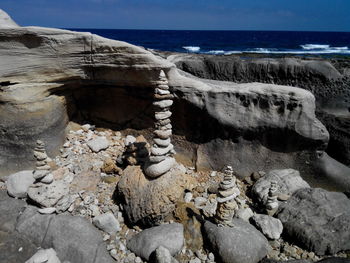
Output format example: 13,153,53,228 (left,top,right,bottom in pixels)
144,70,176,178
215,166,240,227
265,181,279,216
32,140,53,184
